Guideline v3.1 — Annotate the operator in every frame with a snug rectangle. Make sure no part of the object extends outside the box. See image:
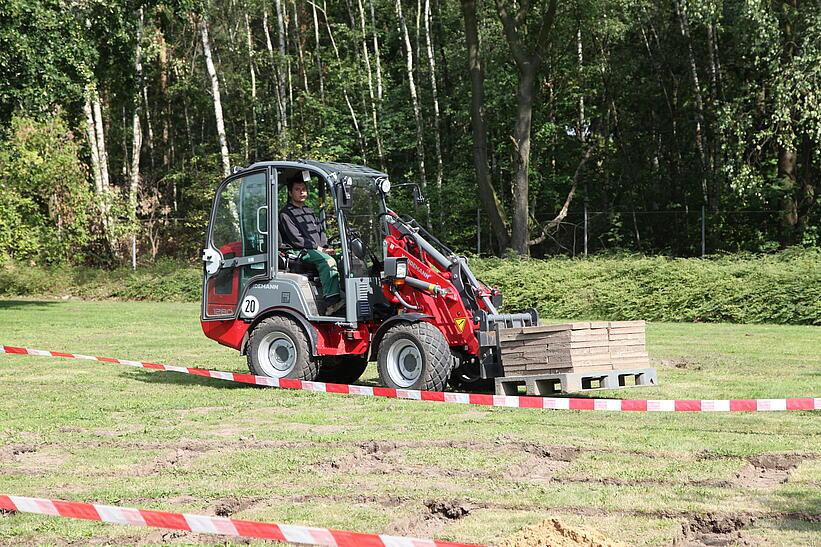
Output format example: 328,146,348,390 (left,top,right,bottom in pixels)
279,175,344,315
